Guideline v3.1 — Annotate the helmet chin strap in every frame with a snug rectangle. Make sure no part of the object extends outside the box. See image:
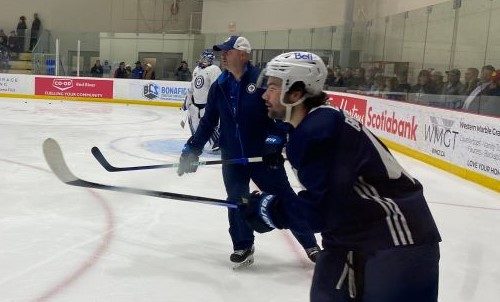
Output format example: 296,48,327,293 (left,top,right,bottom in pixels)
283,96,306,123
